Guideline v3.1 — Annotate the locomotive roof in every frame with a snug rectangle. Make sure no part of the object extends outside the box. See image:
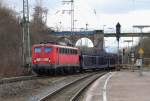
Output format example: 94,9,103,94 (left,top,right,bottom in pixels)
32,43,78,50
